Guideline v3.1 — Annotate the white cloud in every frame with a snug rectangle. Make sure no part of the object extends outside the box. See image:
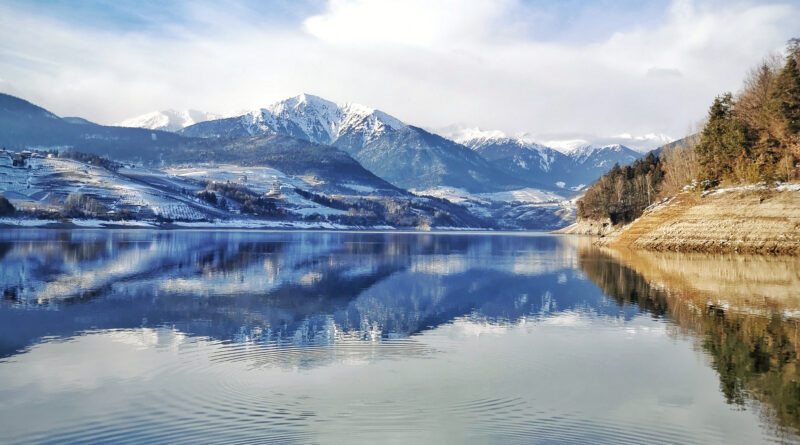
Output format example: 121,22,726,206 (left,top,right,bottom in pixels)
303,0,513,47
0,0,797,149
